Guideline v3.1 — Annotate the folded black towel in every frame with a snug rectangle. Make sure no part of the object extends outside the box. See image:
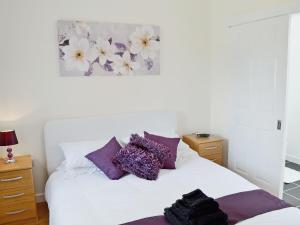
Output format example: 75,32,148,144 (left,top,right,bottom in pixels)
182,197,219,210
165,207,228,225
164,189,228,225
164,208,184,225
182,189,207,202
171,199,219,221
